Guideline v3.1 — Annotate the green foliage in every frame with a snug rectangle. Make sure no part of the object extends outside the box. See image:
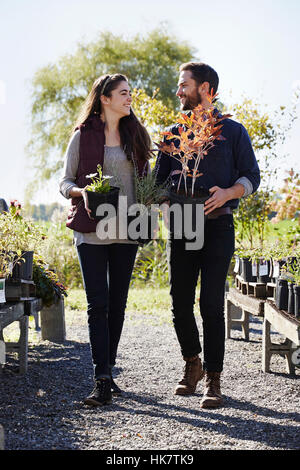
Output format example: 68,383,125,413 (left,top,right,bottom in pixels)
25,202,66,221
282,257,300,285
36,221,83,289
131,88,179,144
235,219,299,260
27,28,195,190
33,258,67,307
225,96,298,187
86,164,112,194
131,238,169,287
235,189,271,249
225,96,298,249
0,200,46,277
64,288,87,311
134,170,170,209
